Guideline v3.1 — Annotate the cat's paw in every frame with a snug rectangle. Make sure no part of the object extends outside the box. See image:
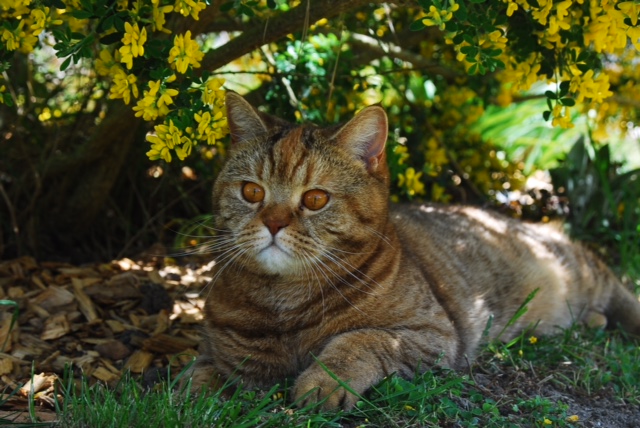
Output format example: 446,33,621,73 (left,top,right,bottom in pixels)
293,367,360,411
